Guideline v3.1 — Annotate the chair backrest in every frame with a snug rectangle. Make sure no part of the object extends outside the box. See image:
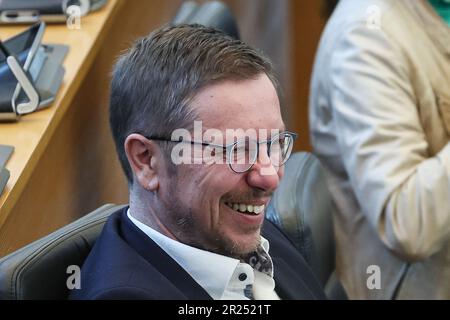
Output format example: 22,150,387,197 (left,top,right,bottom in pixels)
0,204,125,300
171,1,199,25
171,1,240,39
266,152,347,299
